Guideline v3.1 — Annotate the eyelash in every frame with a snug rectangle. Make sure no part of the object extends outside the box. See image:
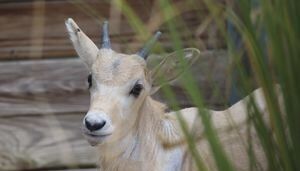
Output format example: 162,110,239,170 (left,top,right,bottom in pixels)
87,74,92,89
